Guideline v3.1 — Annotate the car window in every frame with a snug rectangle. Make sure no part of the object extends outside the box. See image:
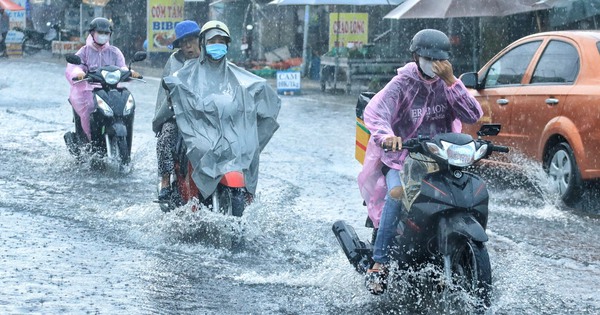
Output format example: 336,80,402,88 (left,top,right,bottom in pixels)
484,41,542,87
531,40,579,84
